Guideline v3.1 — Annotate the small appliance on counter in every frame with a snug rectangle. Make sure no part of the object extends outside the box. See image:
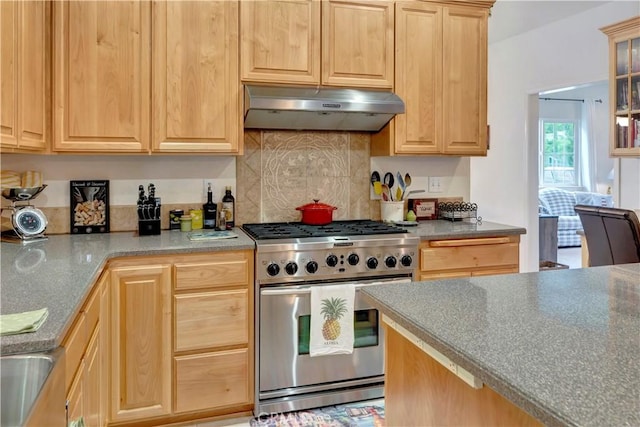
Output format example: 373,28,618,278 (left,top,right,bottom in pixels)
1,186,49,244
137,183,161,236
